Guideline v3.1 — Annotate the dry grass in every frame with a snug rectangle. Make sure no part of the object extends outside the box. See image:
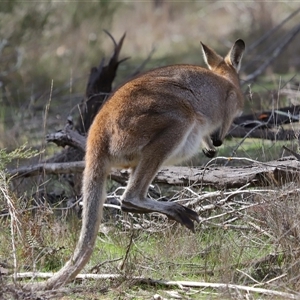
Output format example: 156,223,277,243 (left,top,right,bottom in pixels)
1,2,300,299
1,175,300,299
